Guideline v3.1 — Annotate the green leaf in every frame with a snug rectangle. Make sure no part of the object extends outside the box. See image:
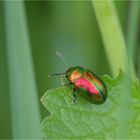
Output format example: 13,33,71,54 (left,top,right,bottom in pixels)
41,71,140,139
